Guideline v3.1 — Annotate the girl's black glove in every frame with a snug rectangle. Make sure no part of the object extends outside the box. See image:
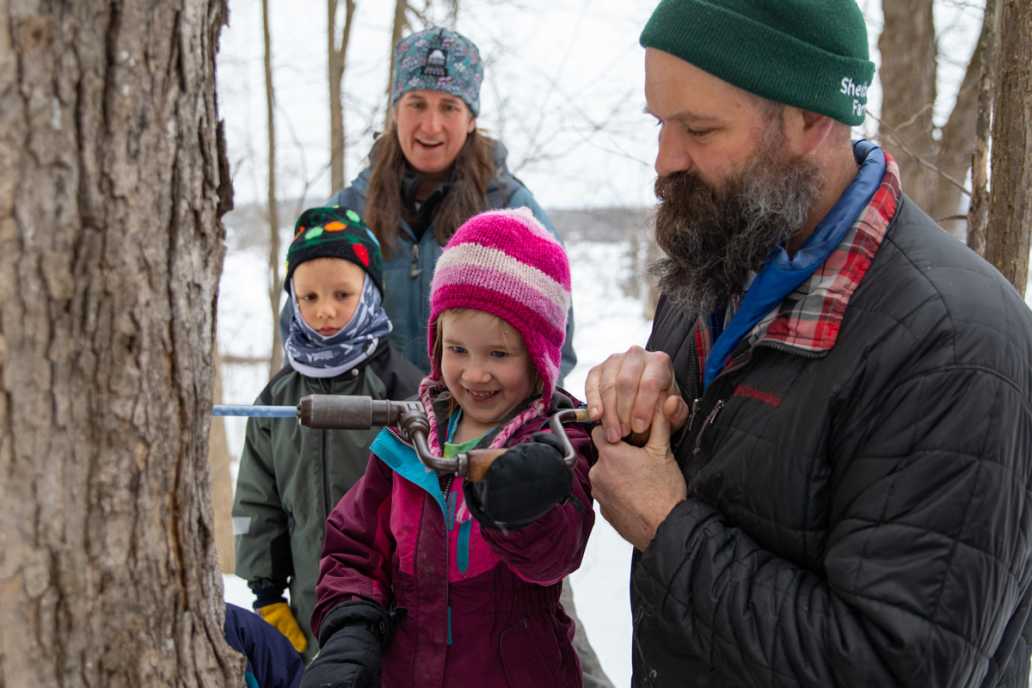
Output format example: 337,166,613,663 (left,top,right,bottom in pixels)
299,601,391,688
463,432,572,529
